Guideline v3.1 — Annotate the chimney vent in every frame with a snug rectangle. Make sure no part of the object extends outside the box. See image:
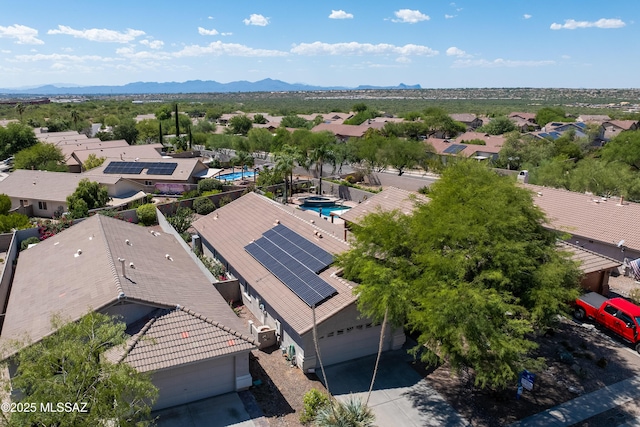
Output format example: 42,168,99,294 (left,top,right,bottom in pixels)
118,258,126,277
